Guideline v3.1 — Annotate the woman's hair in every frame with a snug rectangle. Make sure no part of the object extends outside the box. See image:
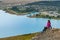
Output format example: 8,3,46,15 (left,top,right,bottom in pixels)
48,20,50,23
